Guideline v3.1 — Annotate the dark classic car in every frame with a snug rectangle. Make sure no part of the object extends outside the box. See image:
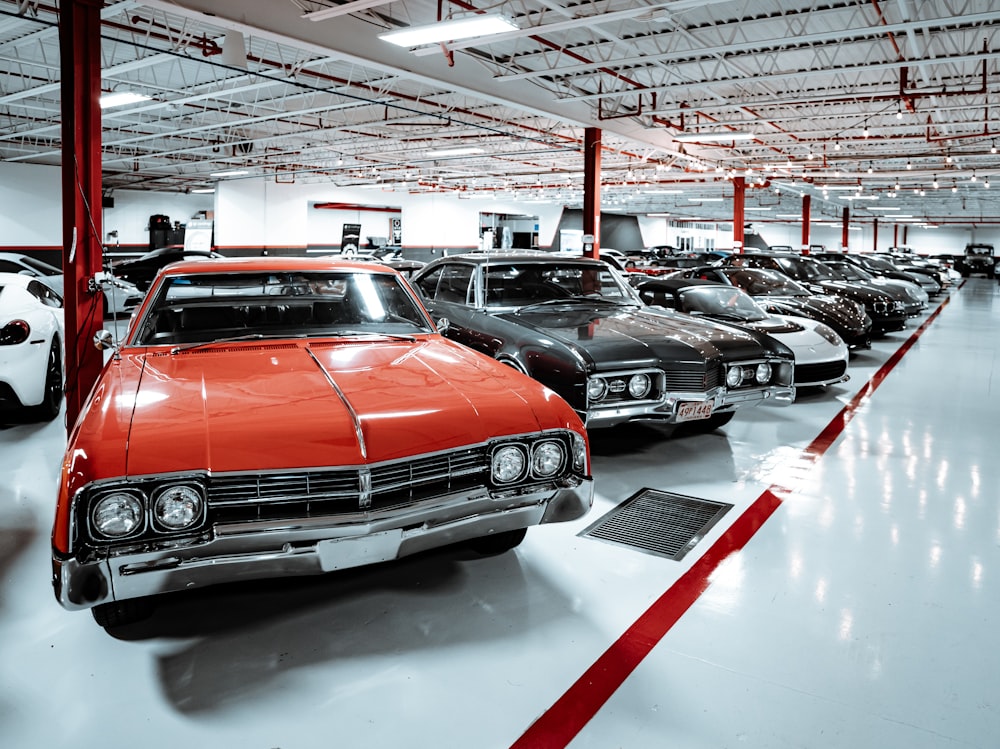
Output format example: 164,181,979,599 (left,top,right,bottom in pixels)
818,260,927,316
812,252,943,296
111,245,226,291
52,256,593,629
634,277,850,388
410,253,795,431
719,251,908,333
675,266,873,348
